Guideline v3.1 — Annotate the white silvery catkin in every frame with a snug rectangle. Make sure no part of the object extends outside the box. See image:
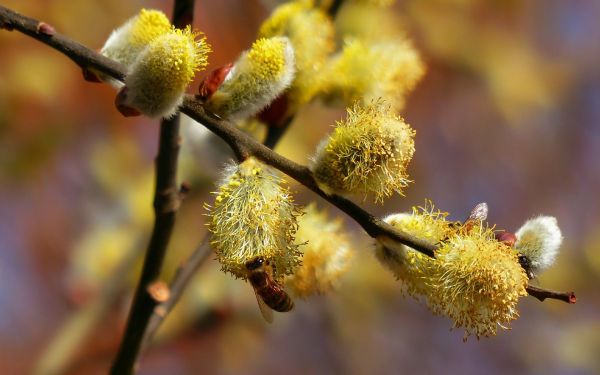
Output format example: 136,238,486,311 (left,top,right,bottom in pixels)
514,216,563,275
